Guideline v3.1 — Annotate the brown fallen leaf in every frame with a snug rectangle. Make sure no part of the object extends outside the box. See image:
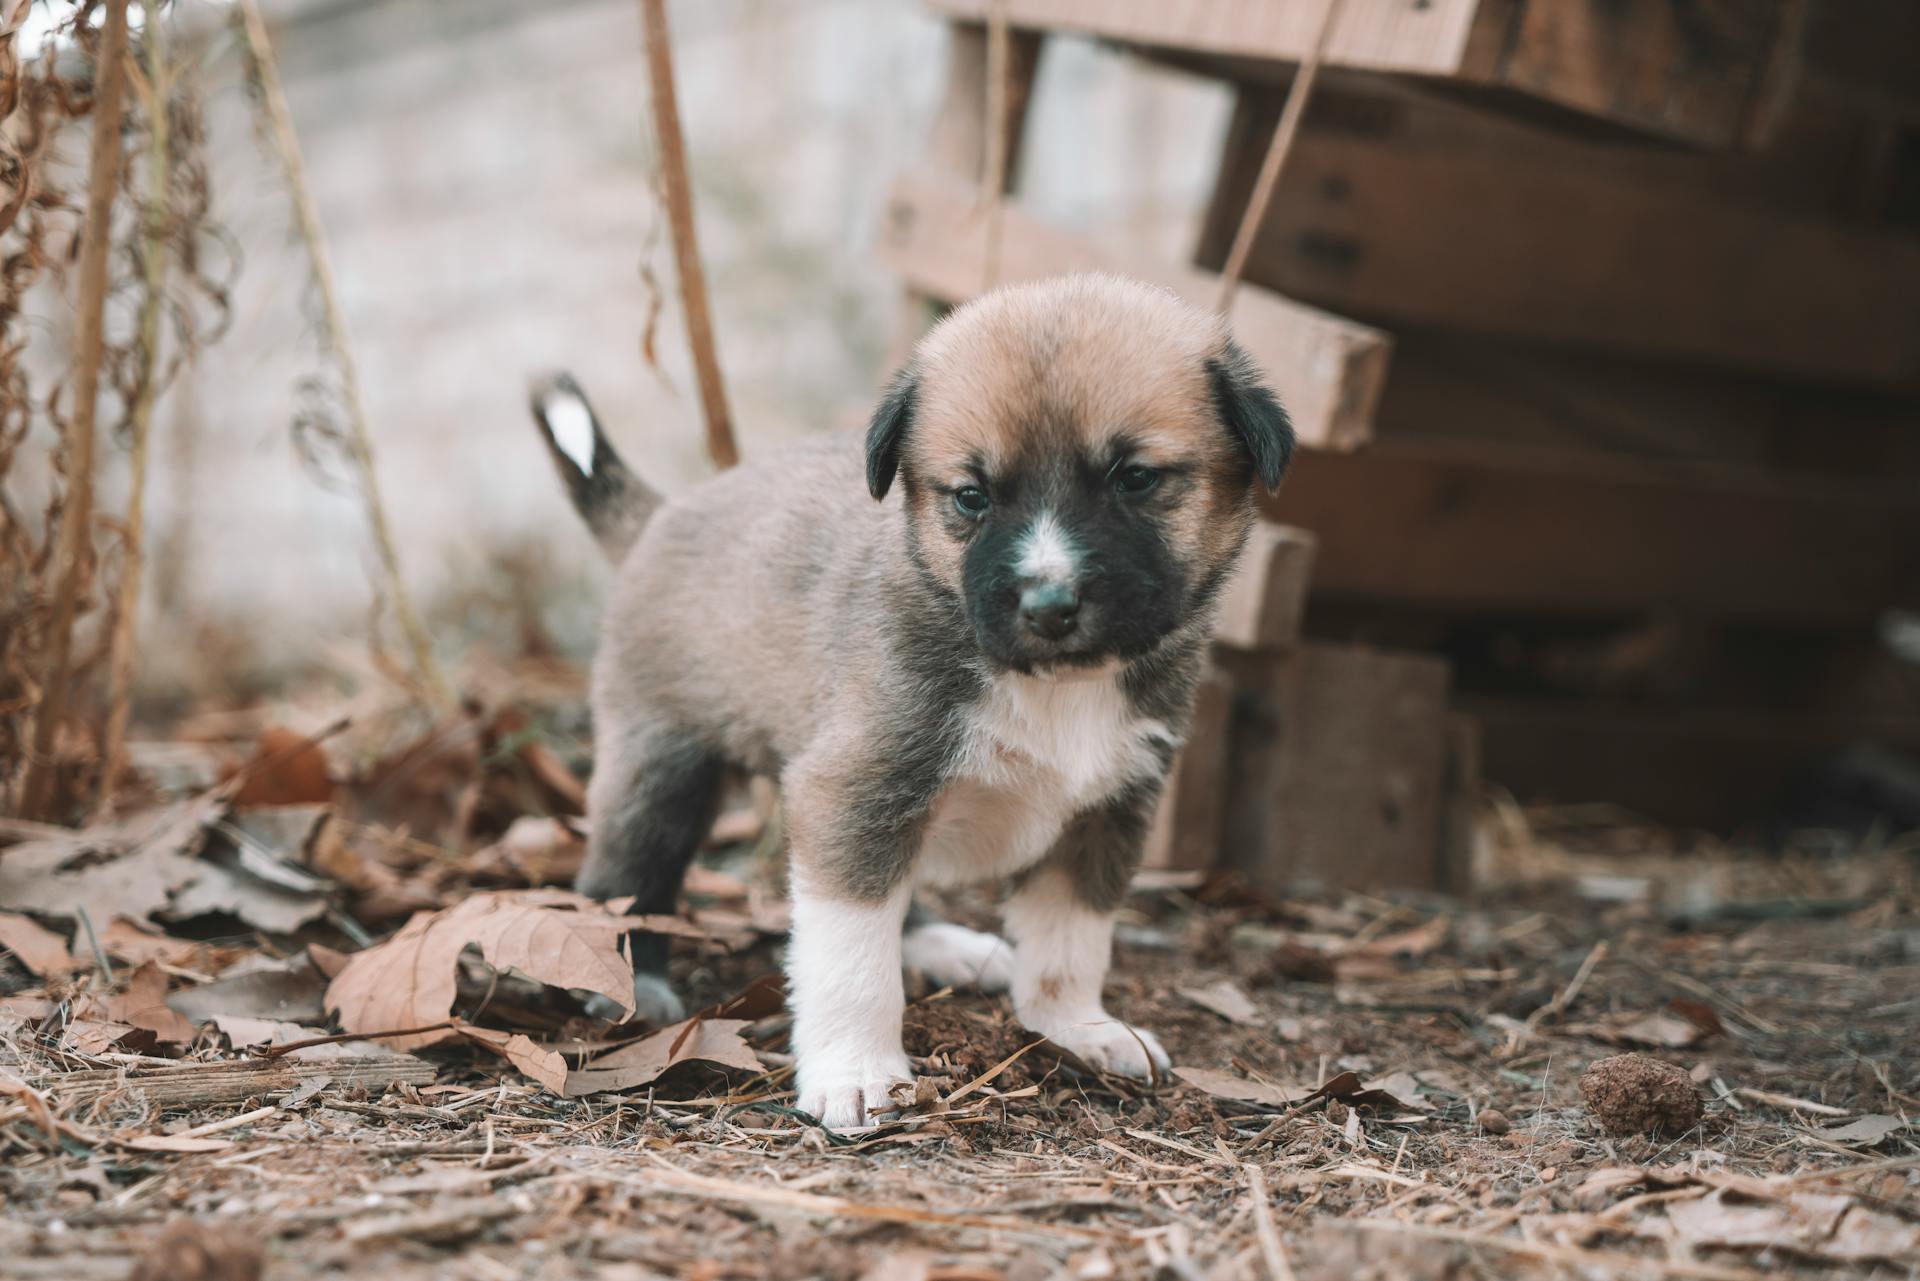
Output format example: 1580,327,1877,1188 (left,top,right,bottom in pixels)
165,859,330,934
1662,1190,1920,1263
1584,1012,1708,1050
1313,1070,1419,1111
228,725,334,808
1173,1066,1305,1108
1811,1114,1908,1147
468,816,585,887
457,1023,570,1094
167,952,330,1026
106,962,199,1044
1178,979,1261,1025
325,892,684,1050
0,795,224,925
101,917,213,970
0,911,80,978
564,1017,762,1096
67,1020,139,1055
